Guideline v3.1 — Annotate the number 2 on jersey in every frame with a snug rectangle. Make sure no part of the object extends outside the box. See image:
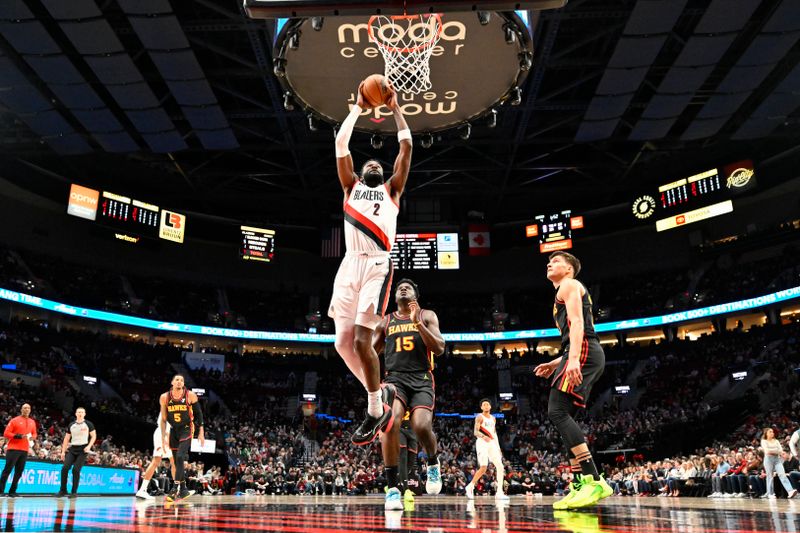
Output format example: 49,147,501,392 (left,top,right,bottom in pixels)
395,336,414,352
373,203,380,216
